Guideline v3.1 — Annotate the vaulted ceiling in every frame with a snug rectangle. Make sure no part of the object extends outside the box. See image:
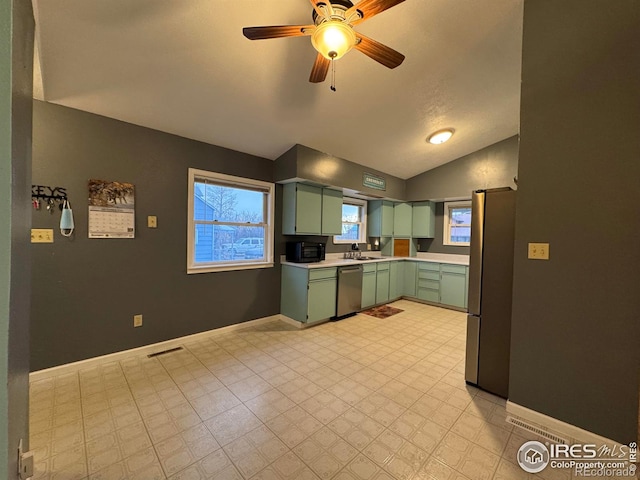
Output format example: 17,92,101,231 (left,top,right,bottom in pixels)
33,0,523,179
